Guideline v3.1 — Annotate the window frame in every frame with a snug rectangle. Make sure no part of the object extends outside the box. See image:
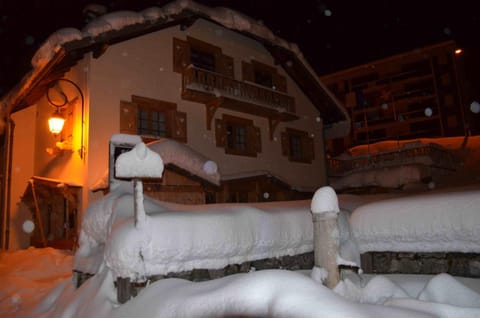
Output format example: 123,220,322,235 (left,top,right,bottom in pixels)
119,95,187,143
215,114,261,157
281,128,315,163
173,36,234,78
242,60,287,93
